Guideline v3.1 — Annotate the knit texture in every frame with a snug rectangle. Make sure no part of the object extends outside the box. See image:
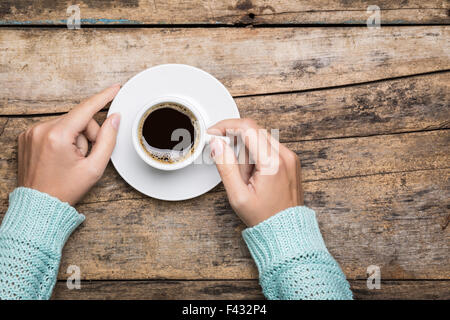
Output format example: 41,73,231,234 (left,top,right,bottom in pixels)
243,206,352,300
0,187,84,300
0,188,351,300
